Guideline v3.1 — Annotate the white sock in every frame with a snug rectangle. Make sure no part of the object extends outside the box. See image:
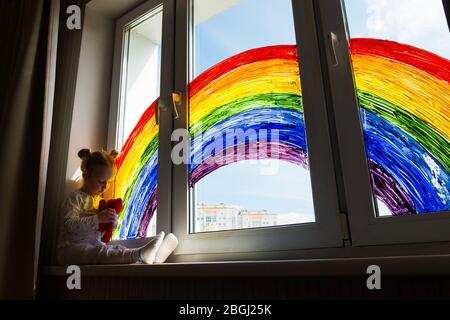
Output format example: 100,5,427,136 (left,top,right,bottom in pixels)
155,233,179,263
139,231,165,264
